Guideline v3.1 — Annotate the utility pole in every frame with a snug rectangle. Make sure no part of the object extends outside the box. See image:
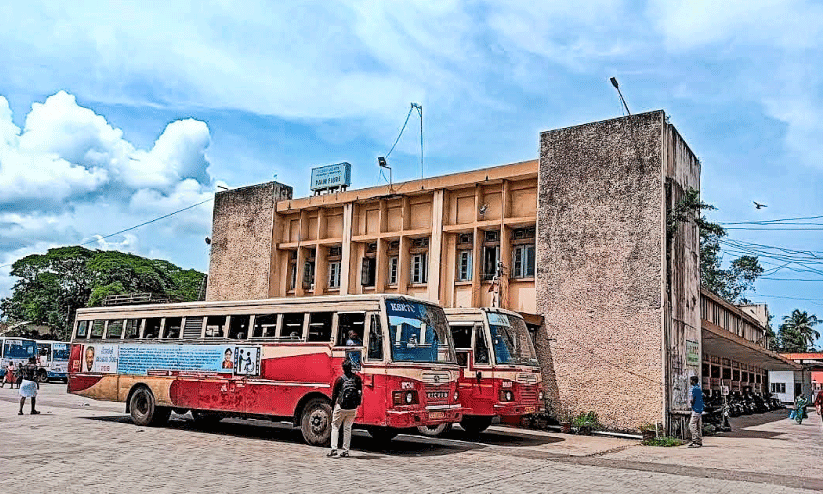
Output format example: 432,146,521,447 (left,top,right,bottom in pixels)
411,103,423,179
